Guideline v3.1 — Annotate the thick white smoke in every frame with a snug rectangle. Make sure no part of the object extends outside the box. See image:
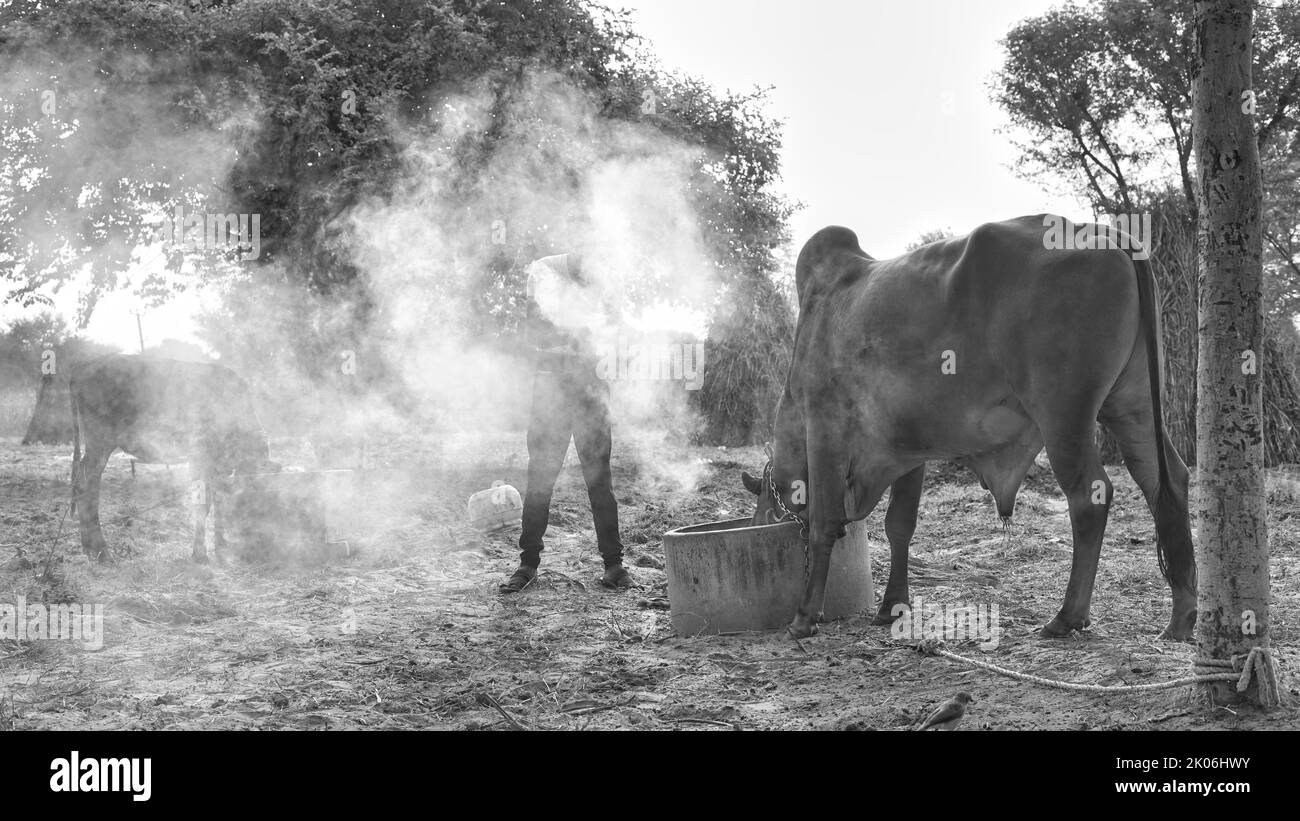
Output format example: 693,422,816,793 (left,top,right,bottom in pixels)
337,68,718,435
